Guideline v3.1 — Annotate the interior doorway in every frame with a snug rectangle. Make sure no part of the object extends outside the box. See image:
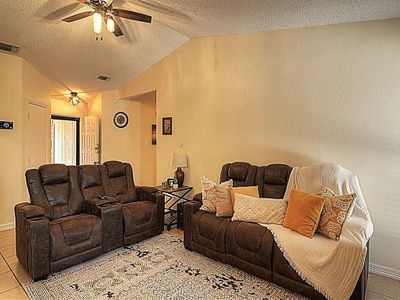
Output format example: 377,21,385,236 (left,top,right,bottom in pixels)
51,115,80,165
120,90,157,185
